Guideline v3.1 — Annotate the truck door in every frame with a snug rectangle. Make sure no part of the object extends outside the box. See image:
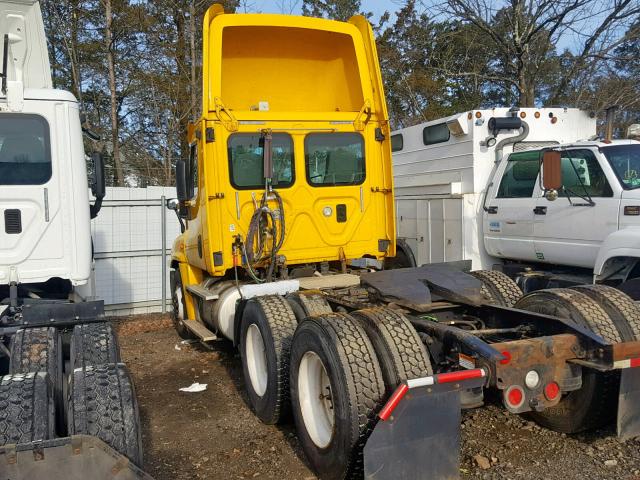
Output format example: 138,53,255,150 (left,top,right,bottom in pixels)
483,150,539,262
0,112,63,283
533,149,619,268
